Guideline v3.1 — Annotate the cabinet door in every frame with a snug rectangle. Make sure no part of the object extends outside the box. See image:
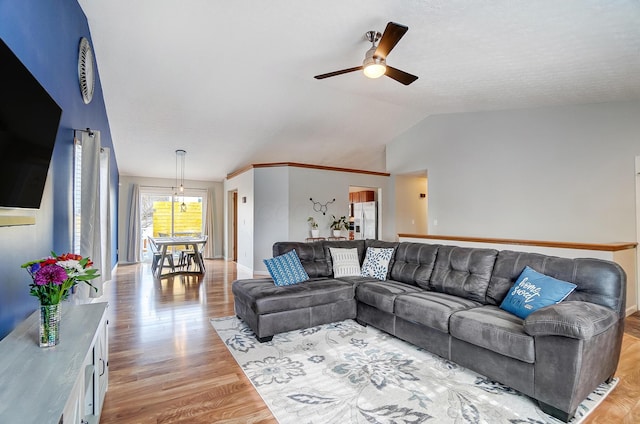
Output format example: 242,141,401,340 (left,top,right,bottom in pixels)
95,318,109,413
361,191,375,202
62,377,84,423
